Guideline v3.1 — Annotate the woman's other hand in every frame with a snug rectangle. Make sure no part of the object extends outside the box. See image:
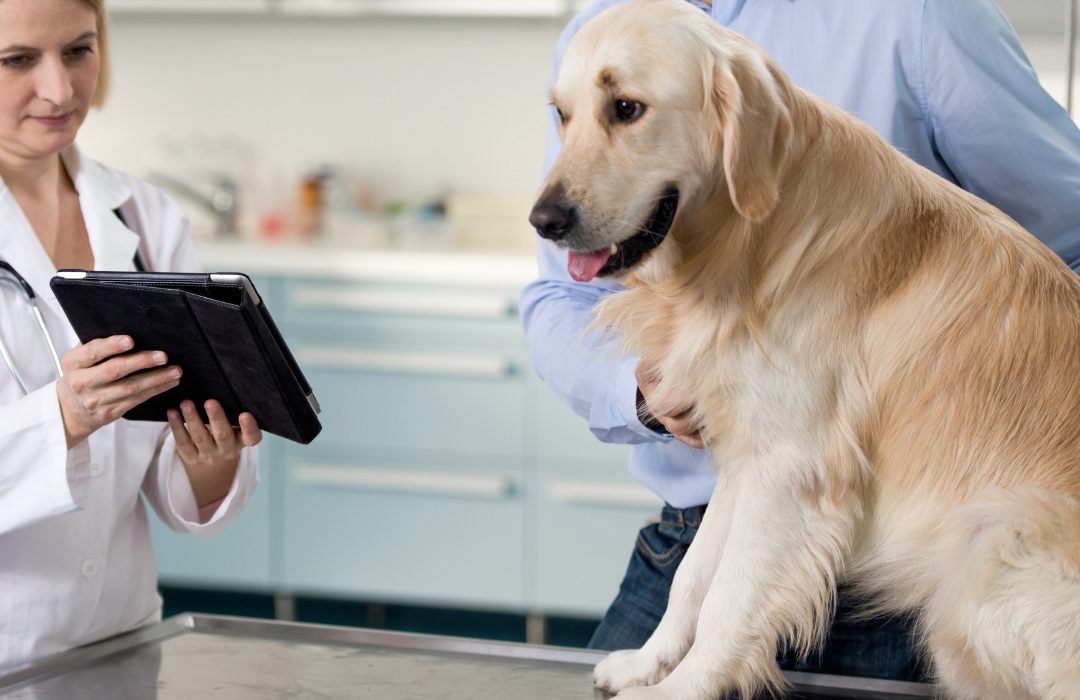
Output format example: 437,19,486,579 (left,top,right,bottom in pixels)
167,399,261,508
57,335,181,449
